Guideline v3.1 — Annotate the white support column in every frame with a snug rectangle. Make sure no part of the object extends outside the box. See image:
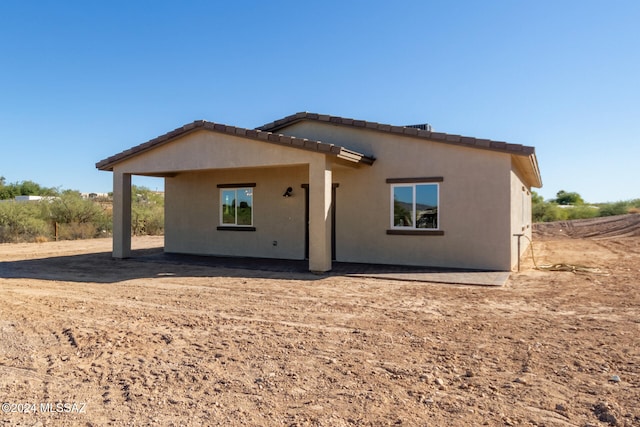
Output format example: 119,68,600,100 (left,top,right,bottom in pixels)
112,171,132,258
308,157,333,272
